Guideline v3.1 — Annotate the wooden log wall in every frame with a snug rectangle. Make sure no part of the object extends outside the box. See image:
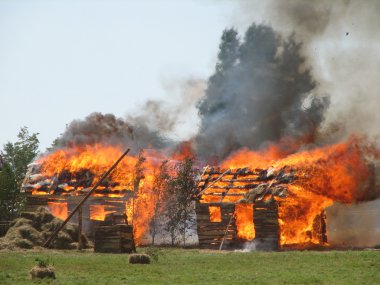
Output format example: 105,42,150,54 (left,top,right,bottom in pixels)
67,196,127,238
94,224,135,253
196,203,237,249
197,200,280,251
254,200,279,251
24,195,50,212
